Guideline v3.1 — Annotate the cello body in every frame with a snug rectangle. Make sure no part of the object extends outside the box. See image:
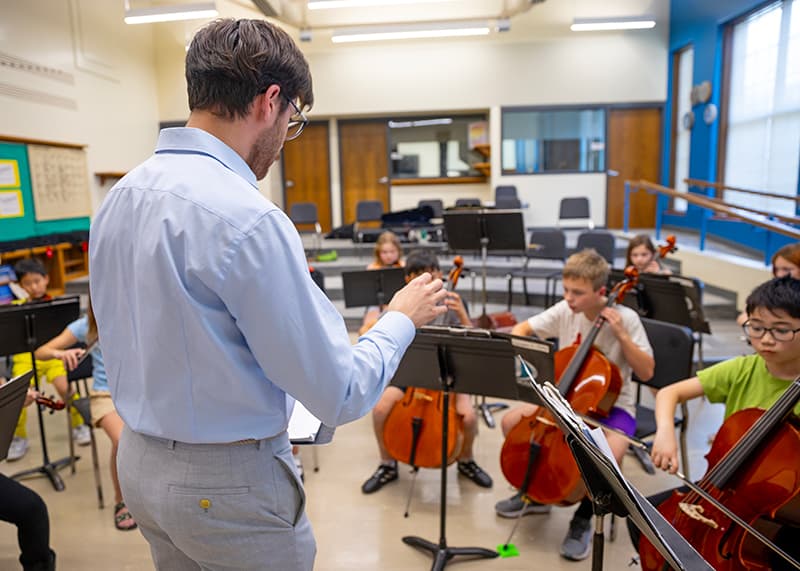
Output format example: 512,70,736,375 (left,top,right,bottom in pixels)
639,408,800,571
383,387,464,468
500,342,622,505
